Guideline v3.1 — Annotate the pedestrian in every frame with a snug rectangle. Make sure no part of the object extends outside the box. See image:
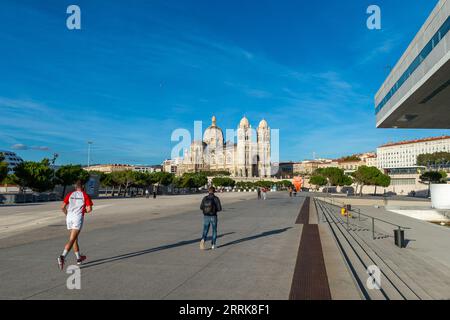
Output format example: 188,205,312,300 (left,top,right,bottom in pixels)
288,186,293,197
262,187,267,200
145,189,150,198
199,187,222,250
257,187,261,200
57,180,93,270
153,184,158,199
